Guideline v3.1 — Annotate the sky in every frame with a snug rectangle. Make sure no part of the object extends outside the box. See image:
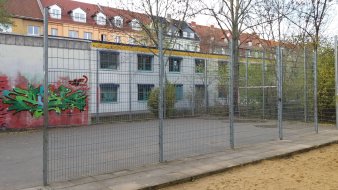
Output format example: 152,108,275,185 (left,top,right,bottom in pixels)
75,0,338,37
